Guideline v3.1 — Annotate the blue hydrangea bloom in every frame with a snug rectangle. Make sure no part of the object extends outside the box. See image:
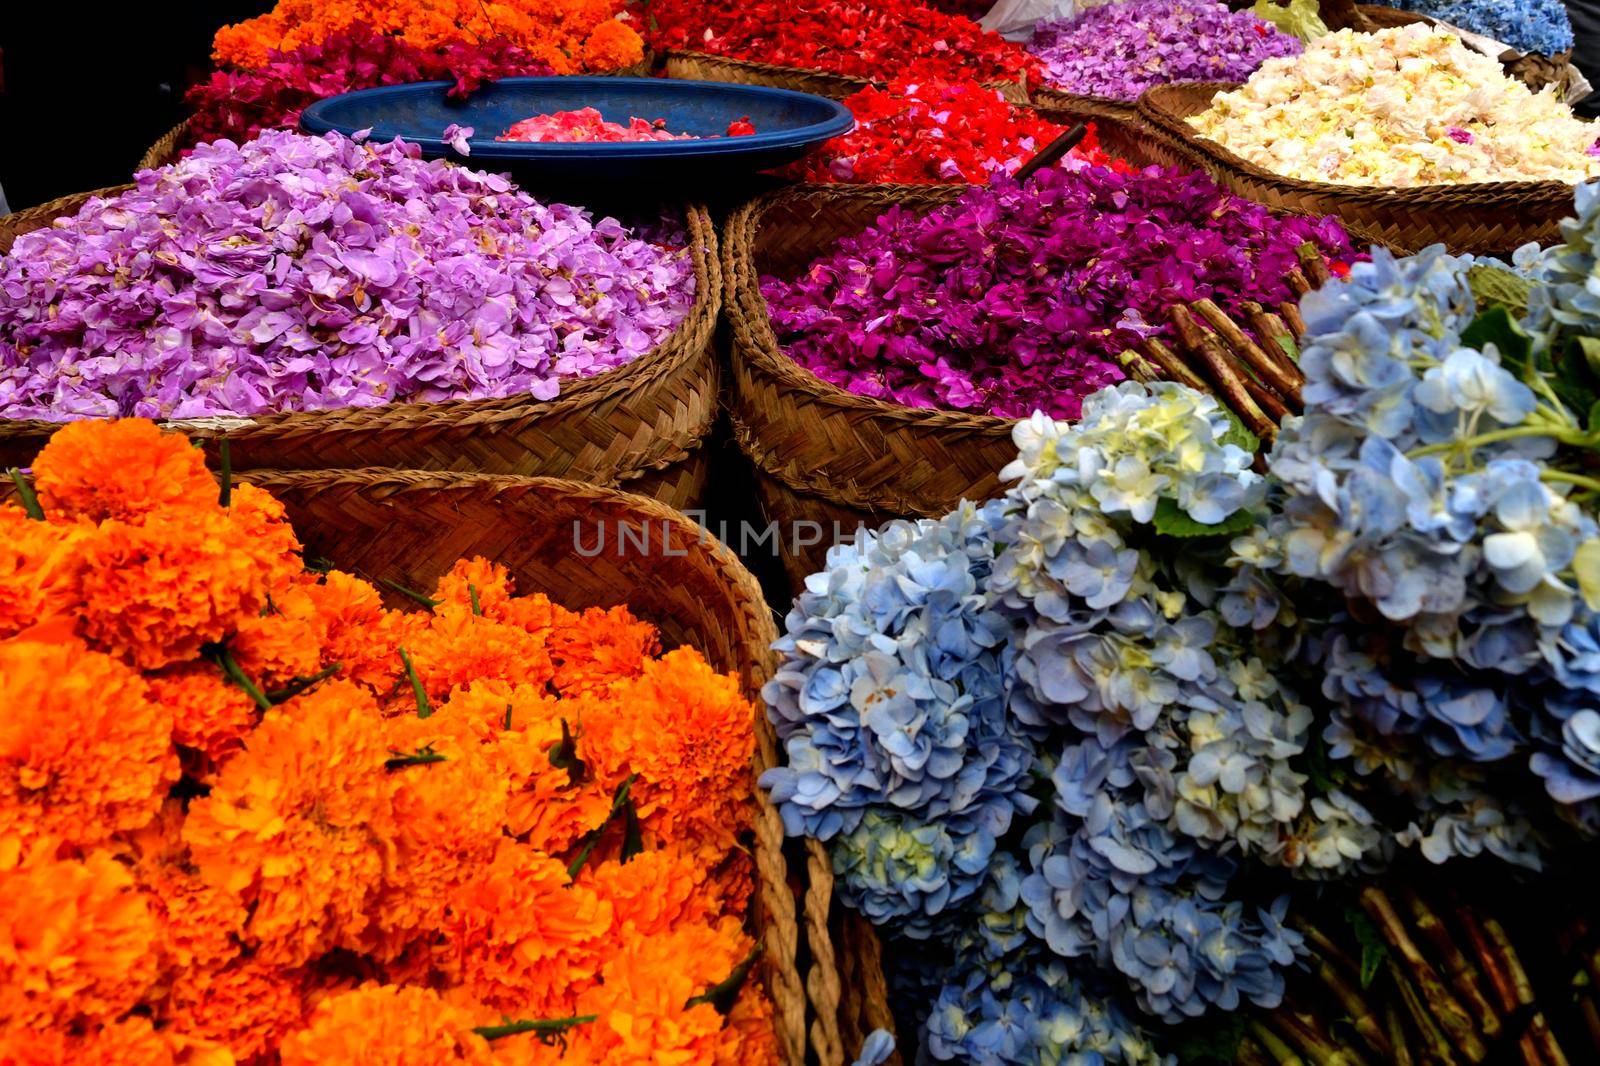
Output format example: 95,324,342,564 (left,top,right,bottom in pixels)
1385,0,1573,56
